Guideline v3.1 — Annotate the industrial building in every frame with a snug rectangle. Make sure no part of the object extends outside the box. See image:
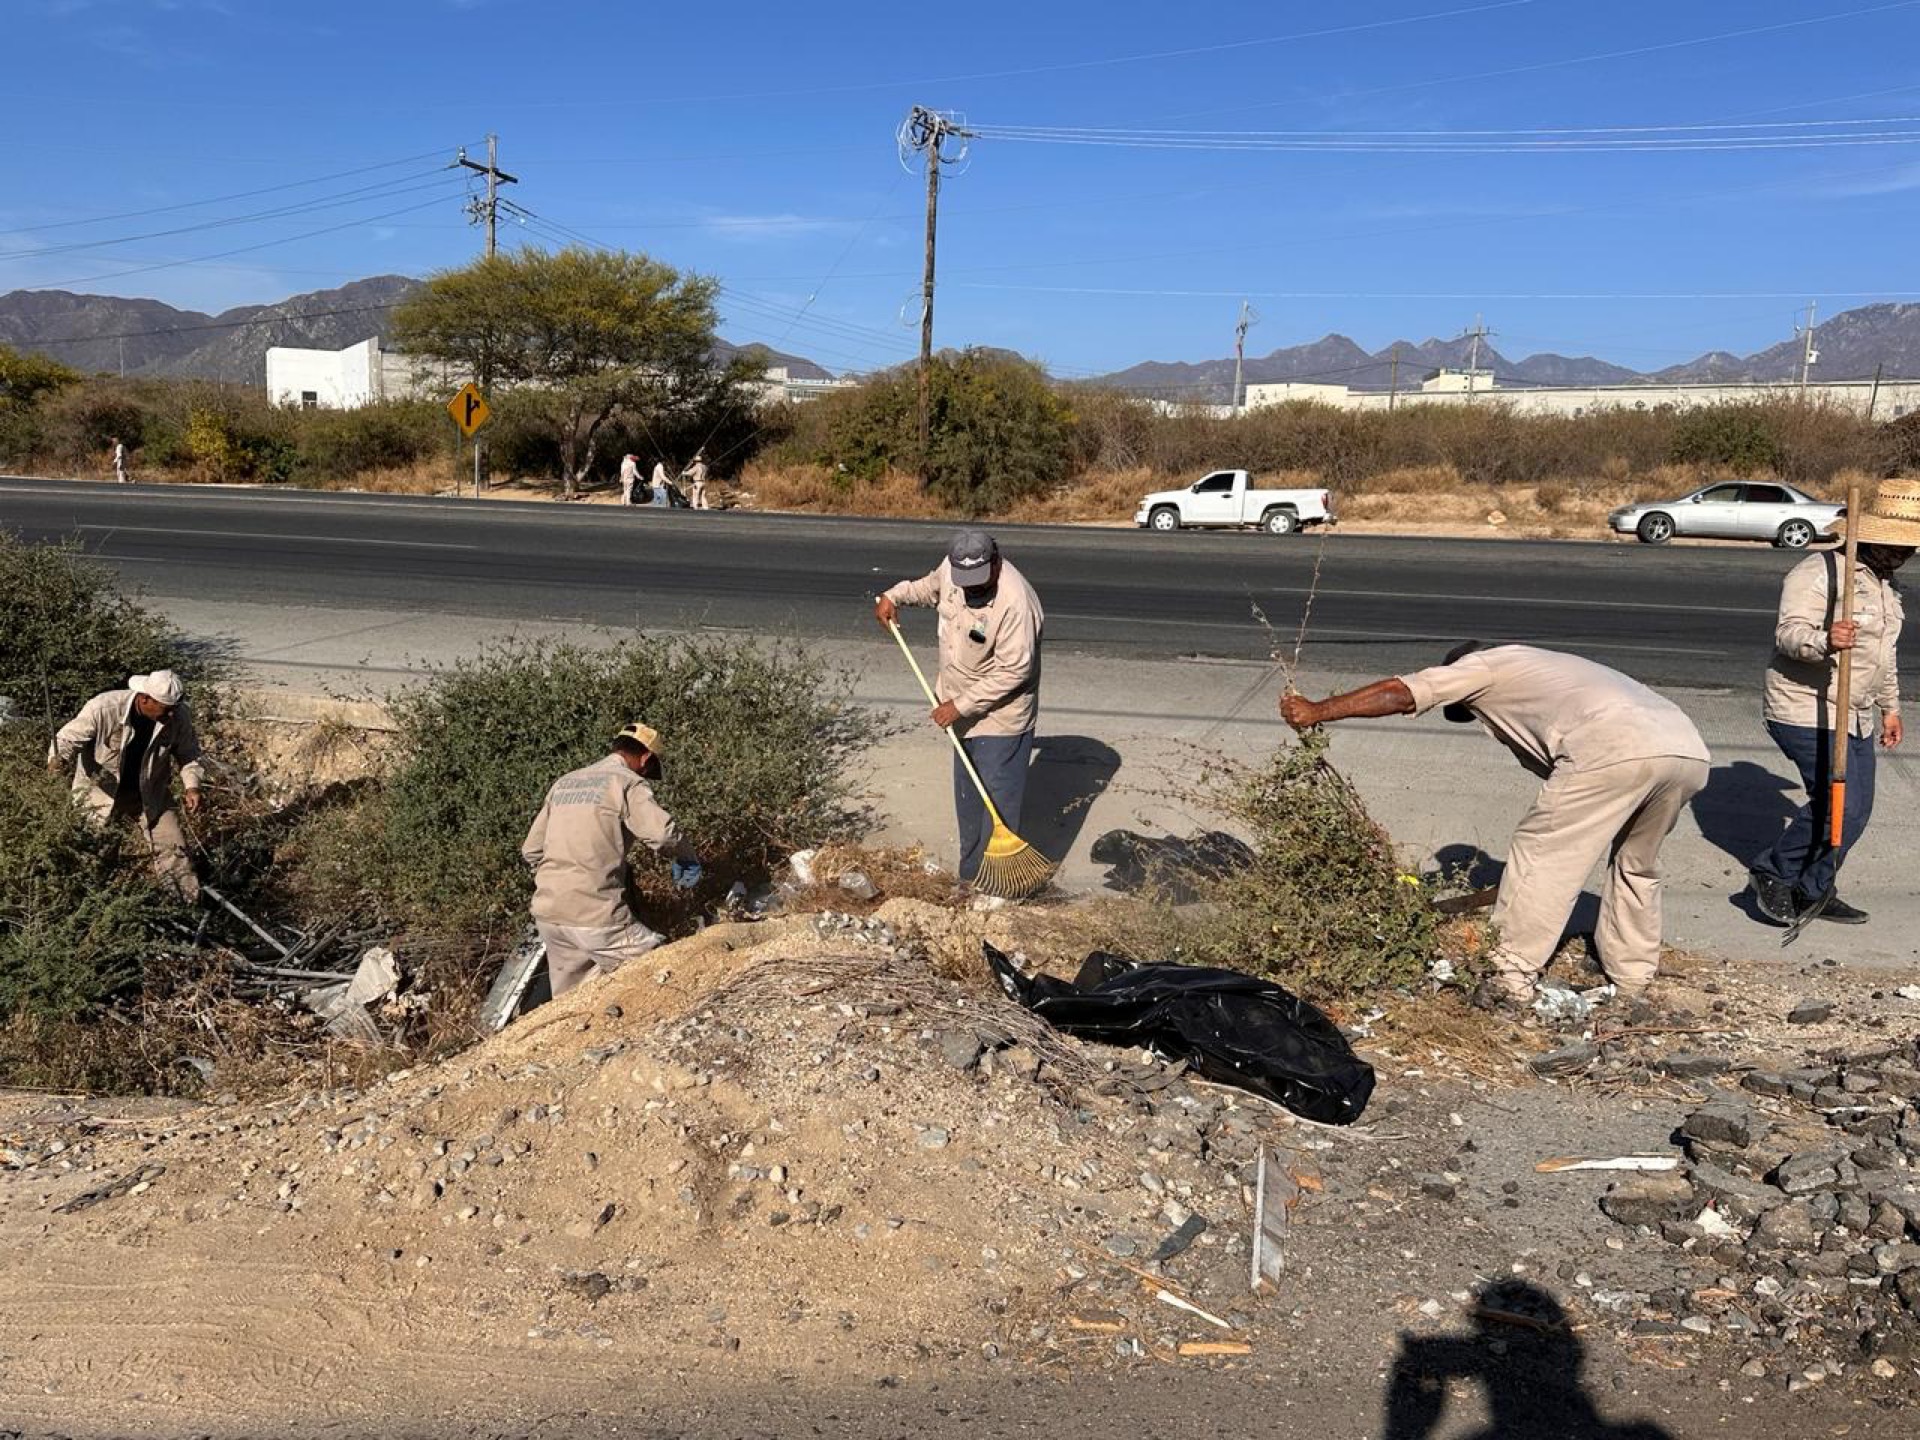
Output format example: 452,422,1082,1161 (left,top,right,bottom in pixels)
1243,370,1920,419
